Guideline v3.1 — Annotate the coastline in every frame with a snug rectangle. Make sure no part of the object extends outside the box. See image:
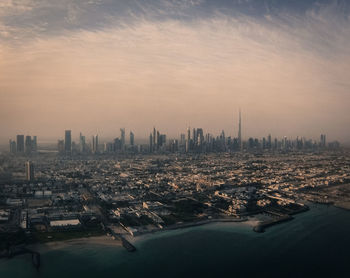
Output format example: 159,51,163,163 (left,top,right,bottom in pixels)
126,217,259,243
1,205,349,278
25,217,257,253
8,208,311,254
27,235,122,254
4,205,314,256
